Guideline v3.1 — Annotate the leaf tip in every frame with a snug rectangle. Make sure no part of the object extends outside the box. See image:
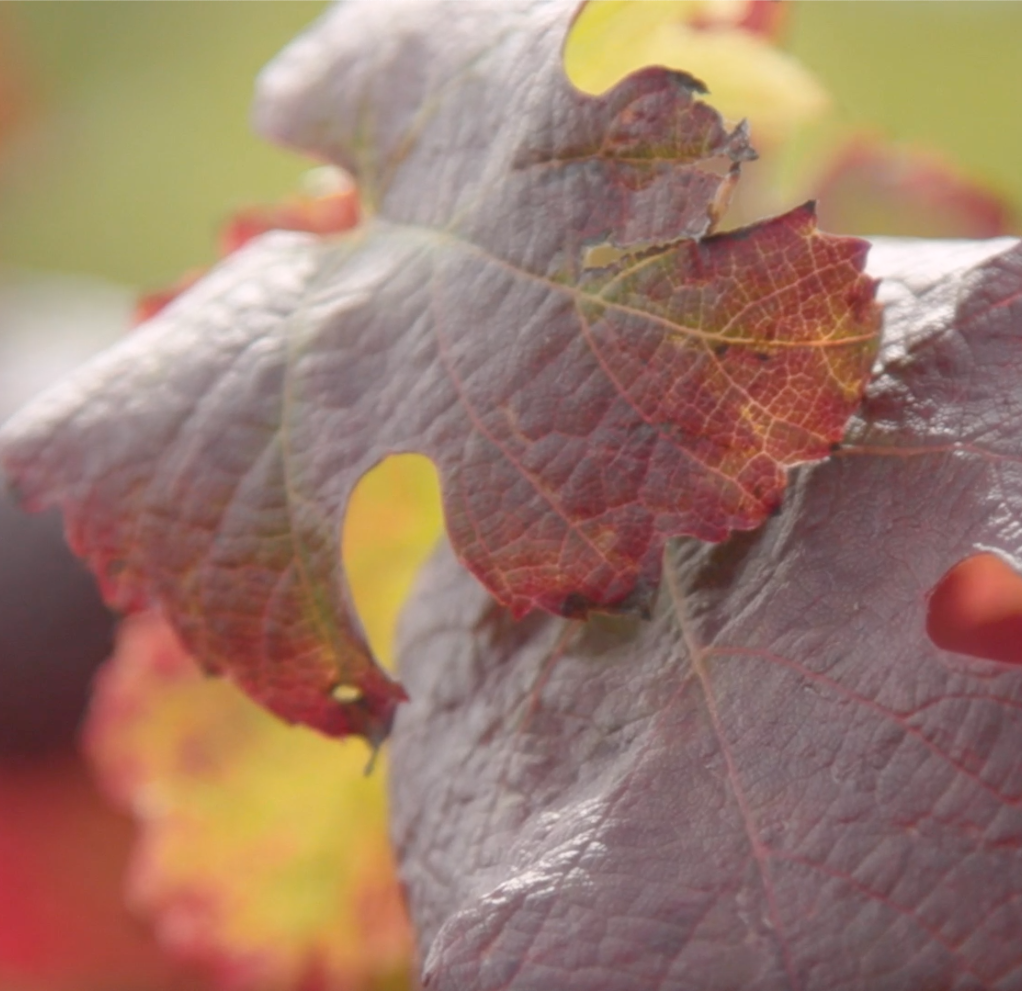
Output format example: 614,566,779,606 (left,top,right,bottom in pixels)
665,66,709,96
728,118,758,163
319,678,407,744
